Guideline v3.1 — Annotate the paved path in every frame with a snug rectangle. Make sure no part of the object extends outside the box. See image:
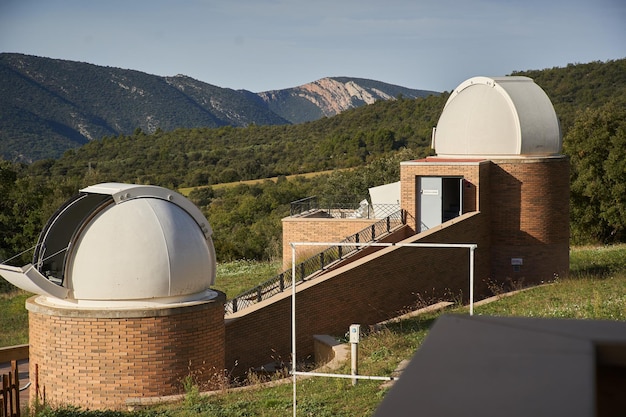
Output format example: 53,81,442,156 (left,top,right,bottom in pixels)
0,359,30,408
